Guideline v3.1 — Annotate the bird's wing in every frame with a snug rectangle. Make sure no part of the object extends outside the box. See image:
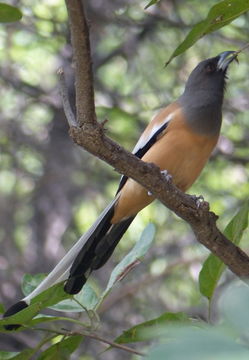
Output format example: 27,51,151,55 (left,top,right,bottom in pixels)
116,102,179,194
